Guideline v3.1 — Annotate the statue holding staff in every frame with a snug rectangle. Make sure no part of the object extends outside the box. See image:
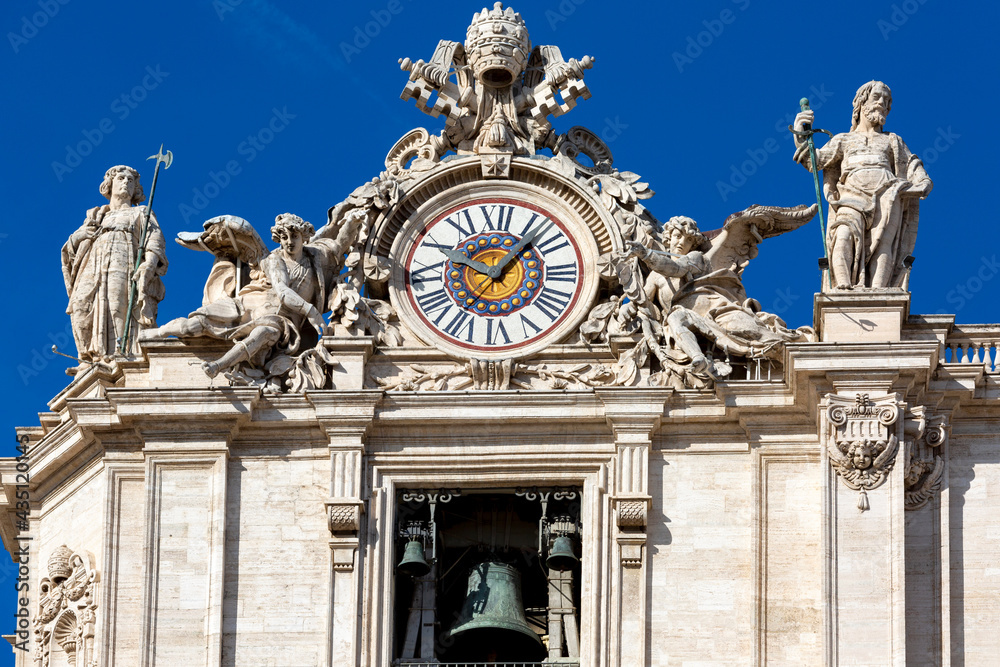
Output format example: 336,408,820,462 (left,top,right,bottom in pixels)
793,81,932,289
61,165,168,362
